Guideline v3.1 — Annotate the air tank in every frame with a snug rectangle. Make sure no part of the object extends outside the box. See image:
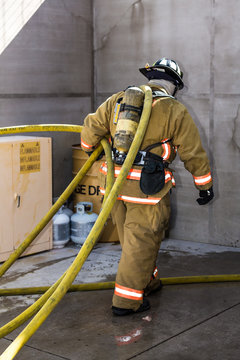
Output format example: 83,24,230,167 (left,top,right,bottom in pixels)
70,202,98,245
52,207,70,249
114,86,144,155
